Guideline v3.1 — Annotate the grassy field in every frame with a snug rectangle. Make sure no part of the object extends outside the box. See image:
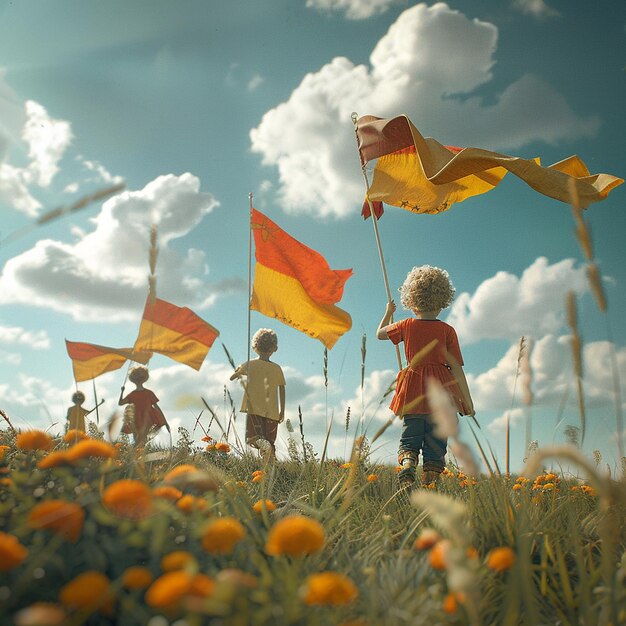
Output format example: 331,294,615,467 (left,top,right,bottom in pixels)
0,423,624,626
